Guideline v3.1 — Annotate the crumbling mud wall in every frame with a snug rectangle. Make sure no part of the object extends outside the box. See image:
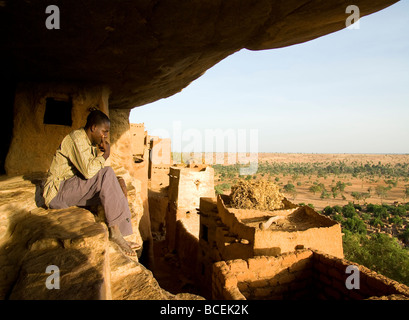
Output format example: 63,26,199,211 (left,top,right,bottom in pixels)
212,250,409,300
198,196,343,275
